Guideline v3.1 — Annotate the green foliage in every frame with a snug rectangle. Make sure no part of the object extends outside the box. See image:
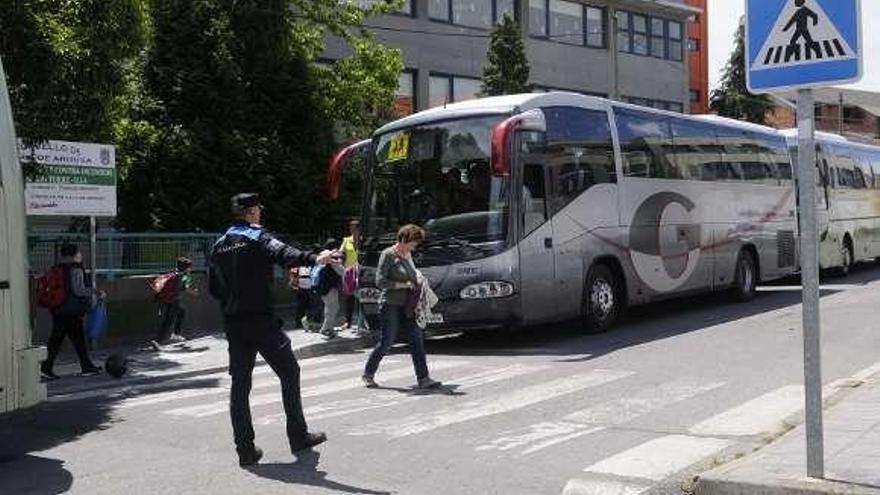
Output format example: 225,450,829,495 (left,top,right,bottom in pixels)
710,24,773,125
481,14,530,97
119,0,332,233
2,0,403,234
0,0,149,179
